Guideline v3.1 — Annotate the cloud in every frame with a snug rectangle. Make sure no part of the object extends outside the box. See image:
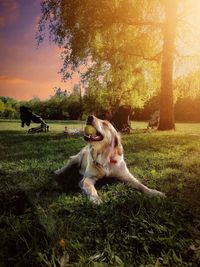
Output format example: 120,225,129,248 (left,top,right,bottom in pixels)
0,0,19,28
0,74,76,100
0,75,30,84
0,17,5,27
0,0,80,100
